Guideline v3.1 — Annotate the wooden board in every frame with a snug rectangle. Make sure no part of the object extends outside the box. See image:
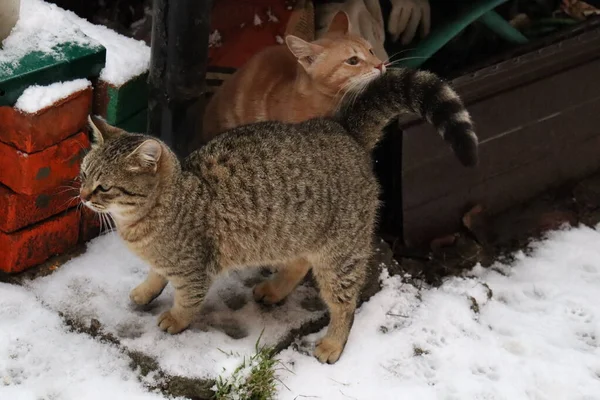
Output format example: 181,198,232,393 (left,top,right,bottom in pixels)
398,35,600,246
